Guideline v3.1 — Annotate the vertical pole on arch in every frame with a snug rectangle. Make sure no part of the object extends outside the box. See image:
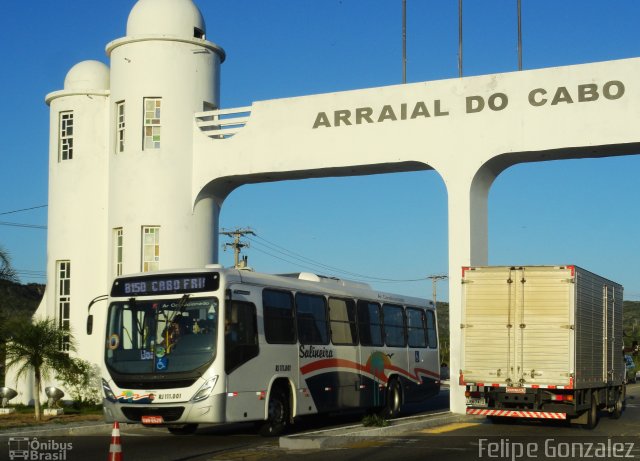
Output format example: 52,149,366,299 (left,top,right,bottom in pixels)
446,168,494,414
